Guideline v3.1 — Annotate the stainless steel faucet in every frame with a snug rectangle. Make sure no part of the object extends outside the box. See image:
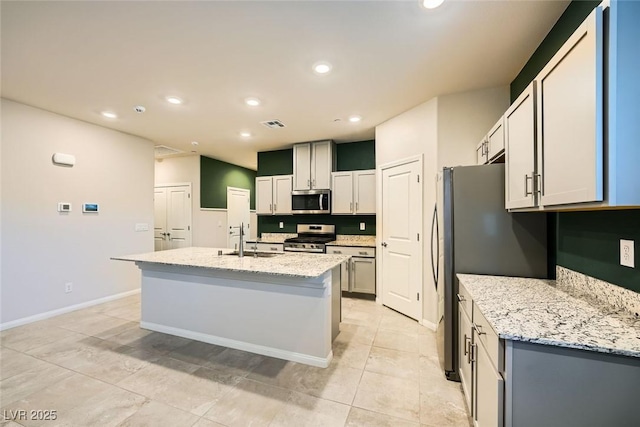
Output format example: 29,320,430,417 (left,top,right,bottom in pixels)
229,222,245,257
